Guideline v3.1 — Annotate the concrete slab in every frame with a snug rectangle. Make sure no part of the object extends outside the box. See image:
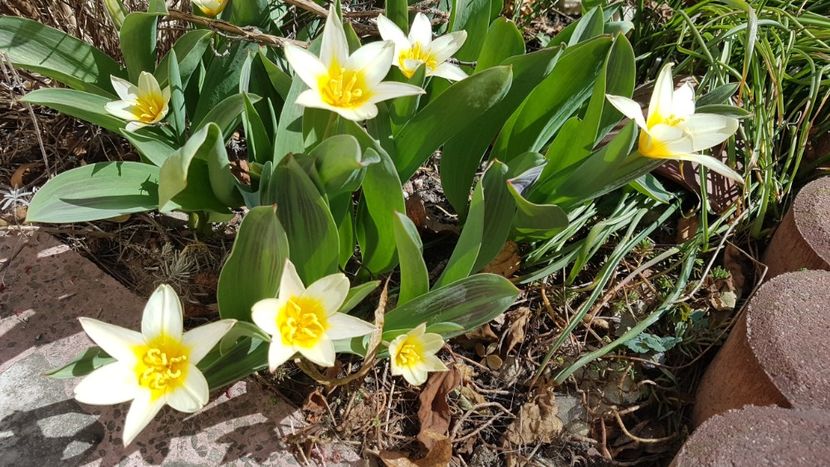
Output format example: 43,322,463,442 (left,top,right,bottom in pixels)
0,231,362,466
